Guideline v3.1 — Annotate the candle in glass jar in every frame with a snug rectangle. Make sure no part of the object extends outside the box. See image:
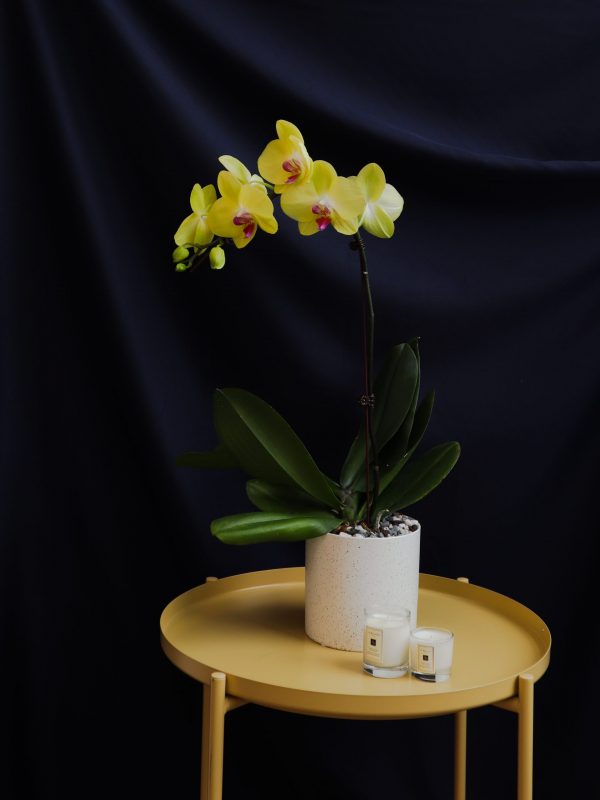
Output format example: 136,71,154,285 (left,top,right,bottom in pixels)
410,627,454,682
363,606,410,678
